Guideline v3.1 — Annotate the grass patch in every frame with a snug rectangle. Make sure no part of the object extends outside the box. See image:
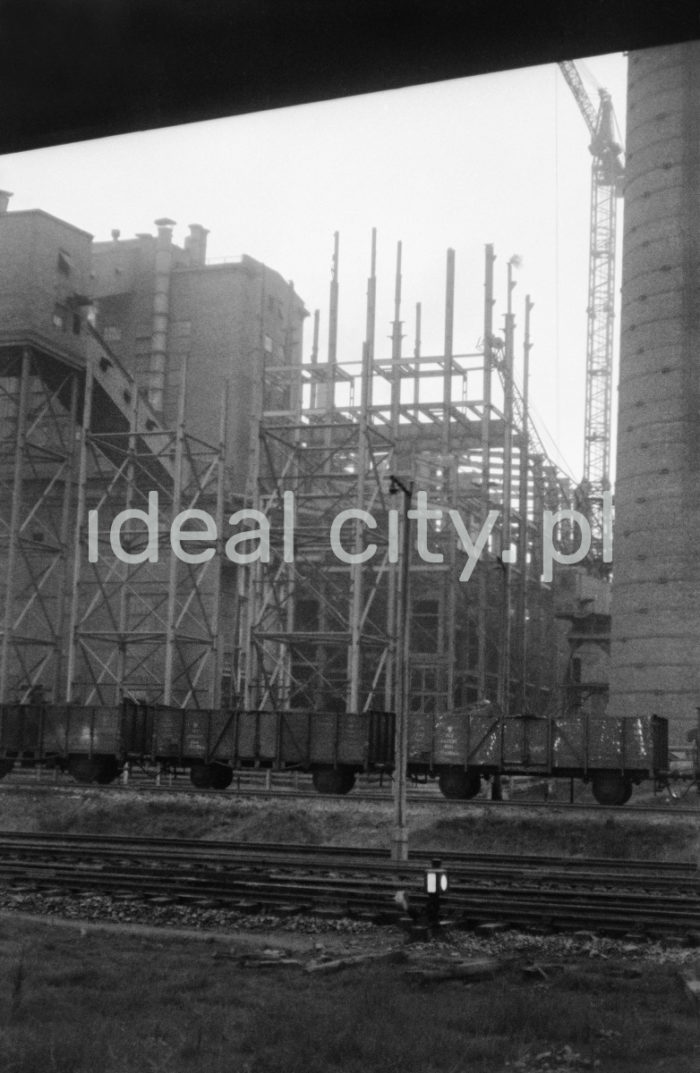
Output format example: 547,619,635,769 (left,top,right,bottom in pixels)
0,920,698,1072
